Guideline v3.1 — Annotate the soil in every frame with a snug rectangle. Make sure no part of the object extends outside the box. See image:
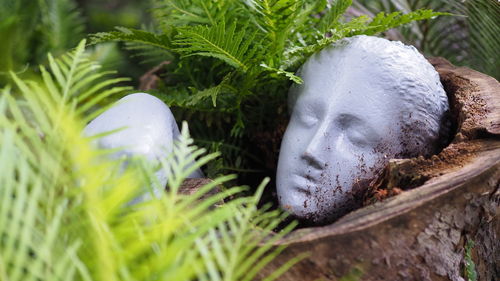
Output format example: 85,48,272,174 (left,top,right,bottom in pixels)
364,140,484,204
362,57,499,207
258,56,499,280
174,57,500,281
170,56,498,230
